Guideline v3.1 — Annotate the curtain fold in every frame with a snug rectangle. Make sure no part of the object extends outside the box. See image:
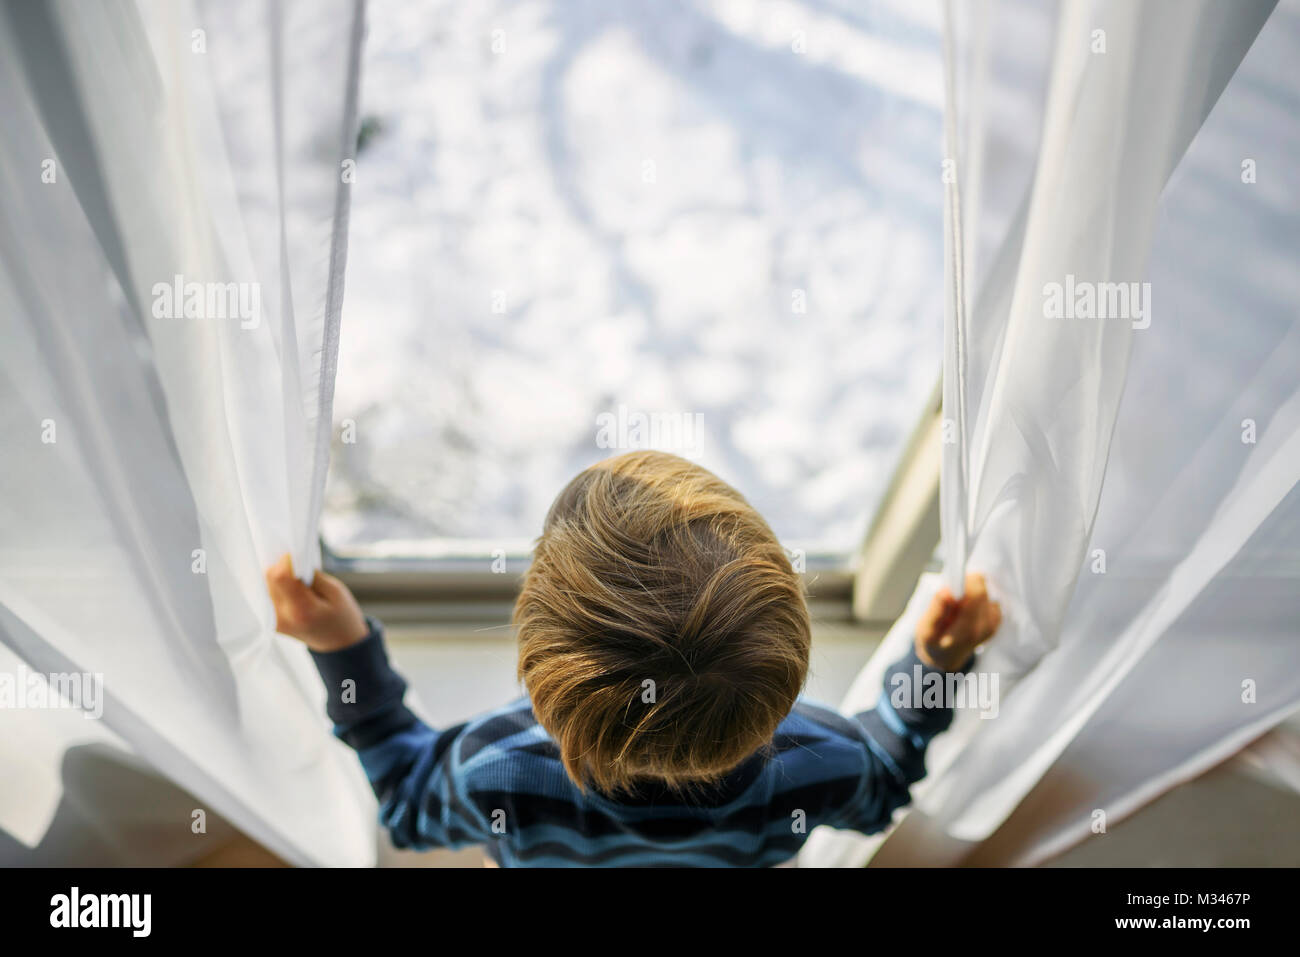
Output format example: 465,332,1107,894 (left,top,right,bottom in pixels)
0,0,373,866
805,0,1299,866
